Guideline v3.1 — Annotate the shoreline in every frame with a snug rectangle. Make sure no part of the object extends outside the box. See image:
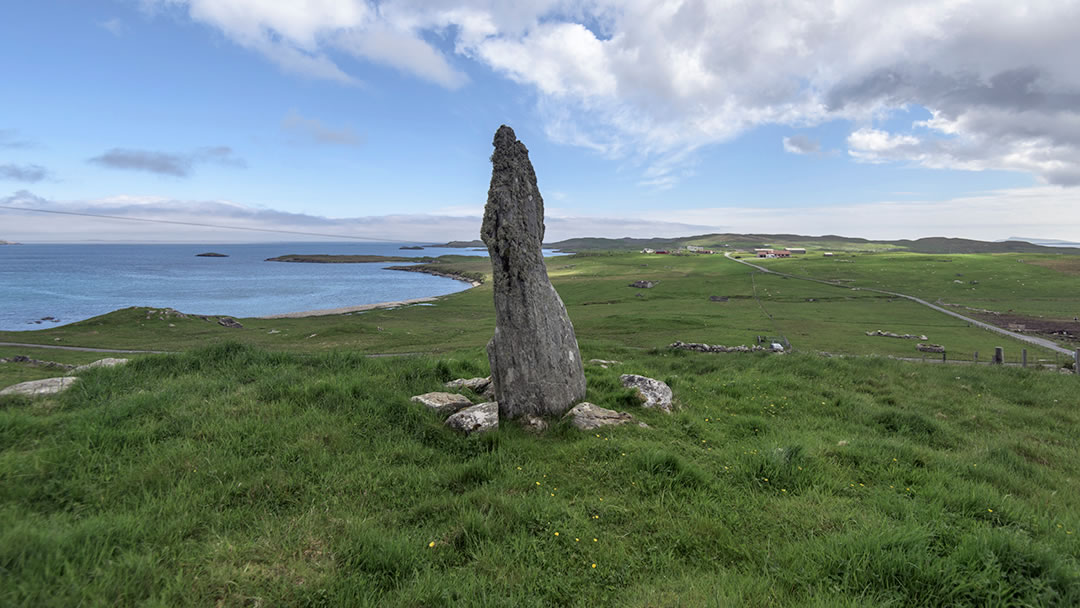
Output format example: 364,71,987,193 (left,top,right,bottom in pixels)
261,266,483,319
